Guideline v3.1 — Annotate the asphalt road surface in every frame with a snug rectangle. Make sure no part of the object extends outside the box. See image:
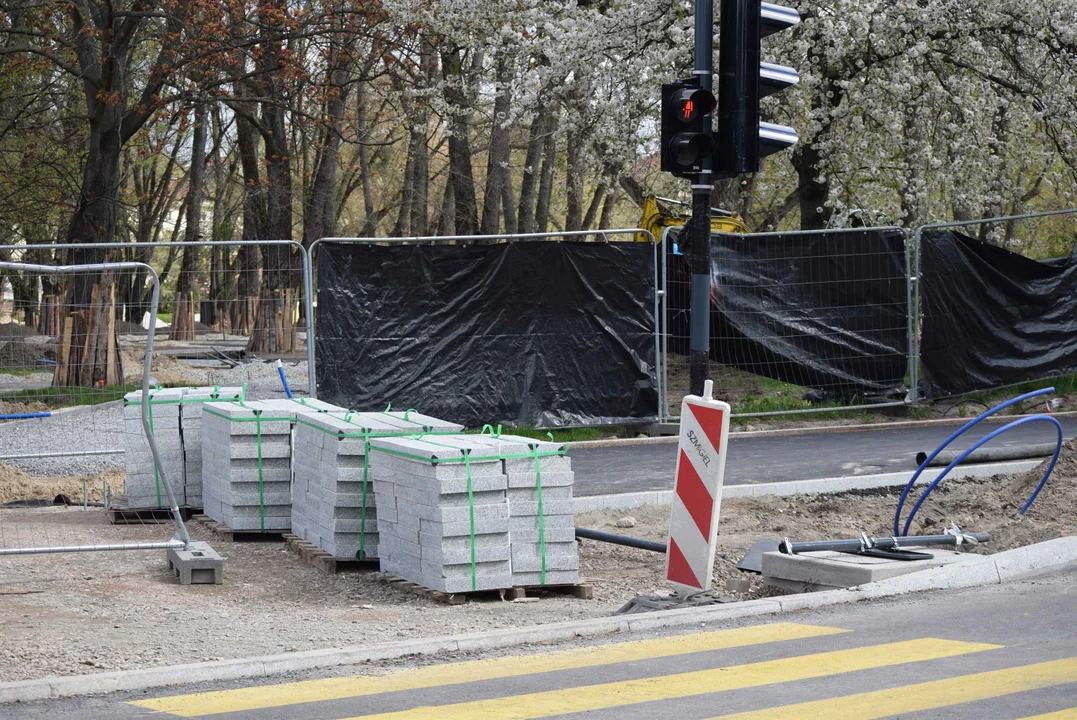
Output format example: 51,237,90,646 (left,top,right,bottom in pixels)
568,416,1077,496
11,562,1076,719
